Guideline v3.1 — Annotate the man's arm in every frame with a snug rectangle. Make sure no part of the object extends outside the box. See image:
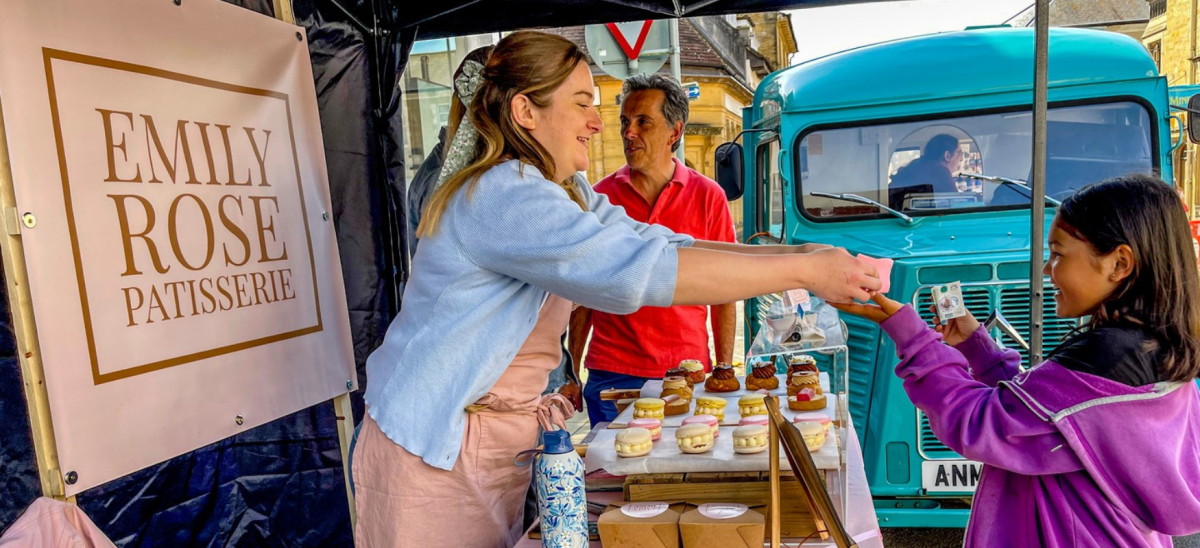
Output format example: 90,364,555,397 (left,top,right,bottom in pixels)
712,302,737,365
691,241,830,255
561,307,593,410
